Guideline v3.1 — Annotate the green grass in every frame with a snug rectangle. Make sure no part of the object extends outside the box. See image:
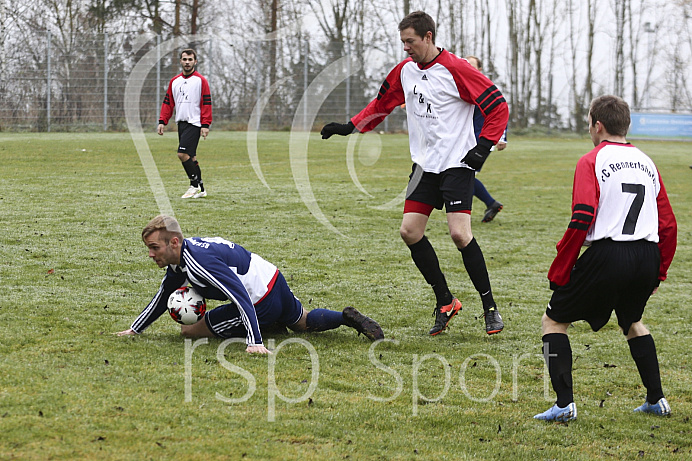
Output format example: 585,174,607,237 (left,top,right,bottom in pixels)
0,132,690,460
